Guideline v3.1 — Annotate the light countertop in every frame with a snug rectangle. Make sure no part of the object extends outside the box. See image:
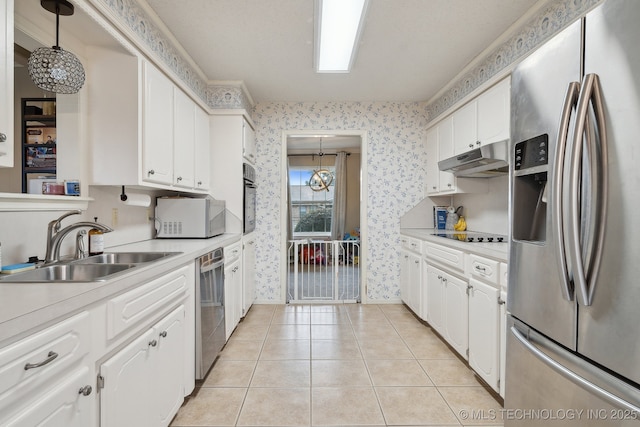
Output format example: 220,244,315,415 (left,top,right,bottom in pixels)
0,233,241,344
401,228,509,262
